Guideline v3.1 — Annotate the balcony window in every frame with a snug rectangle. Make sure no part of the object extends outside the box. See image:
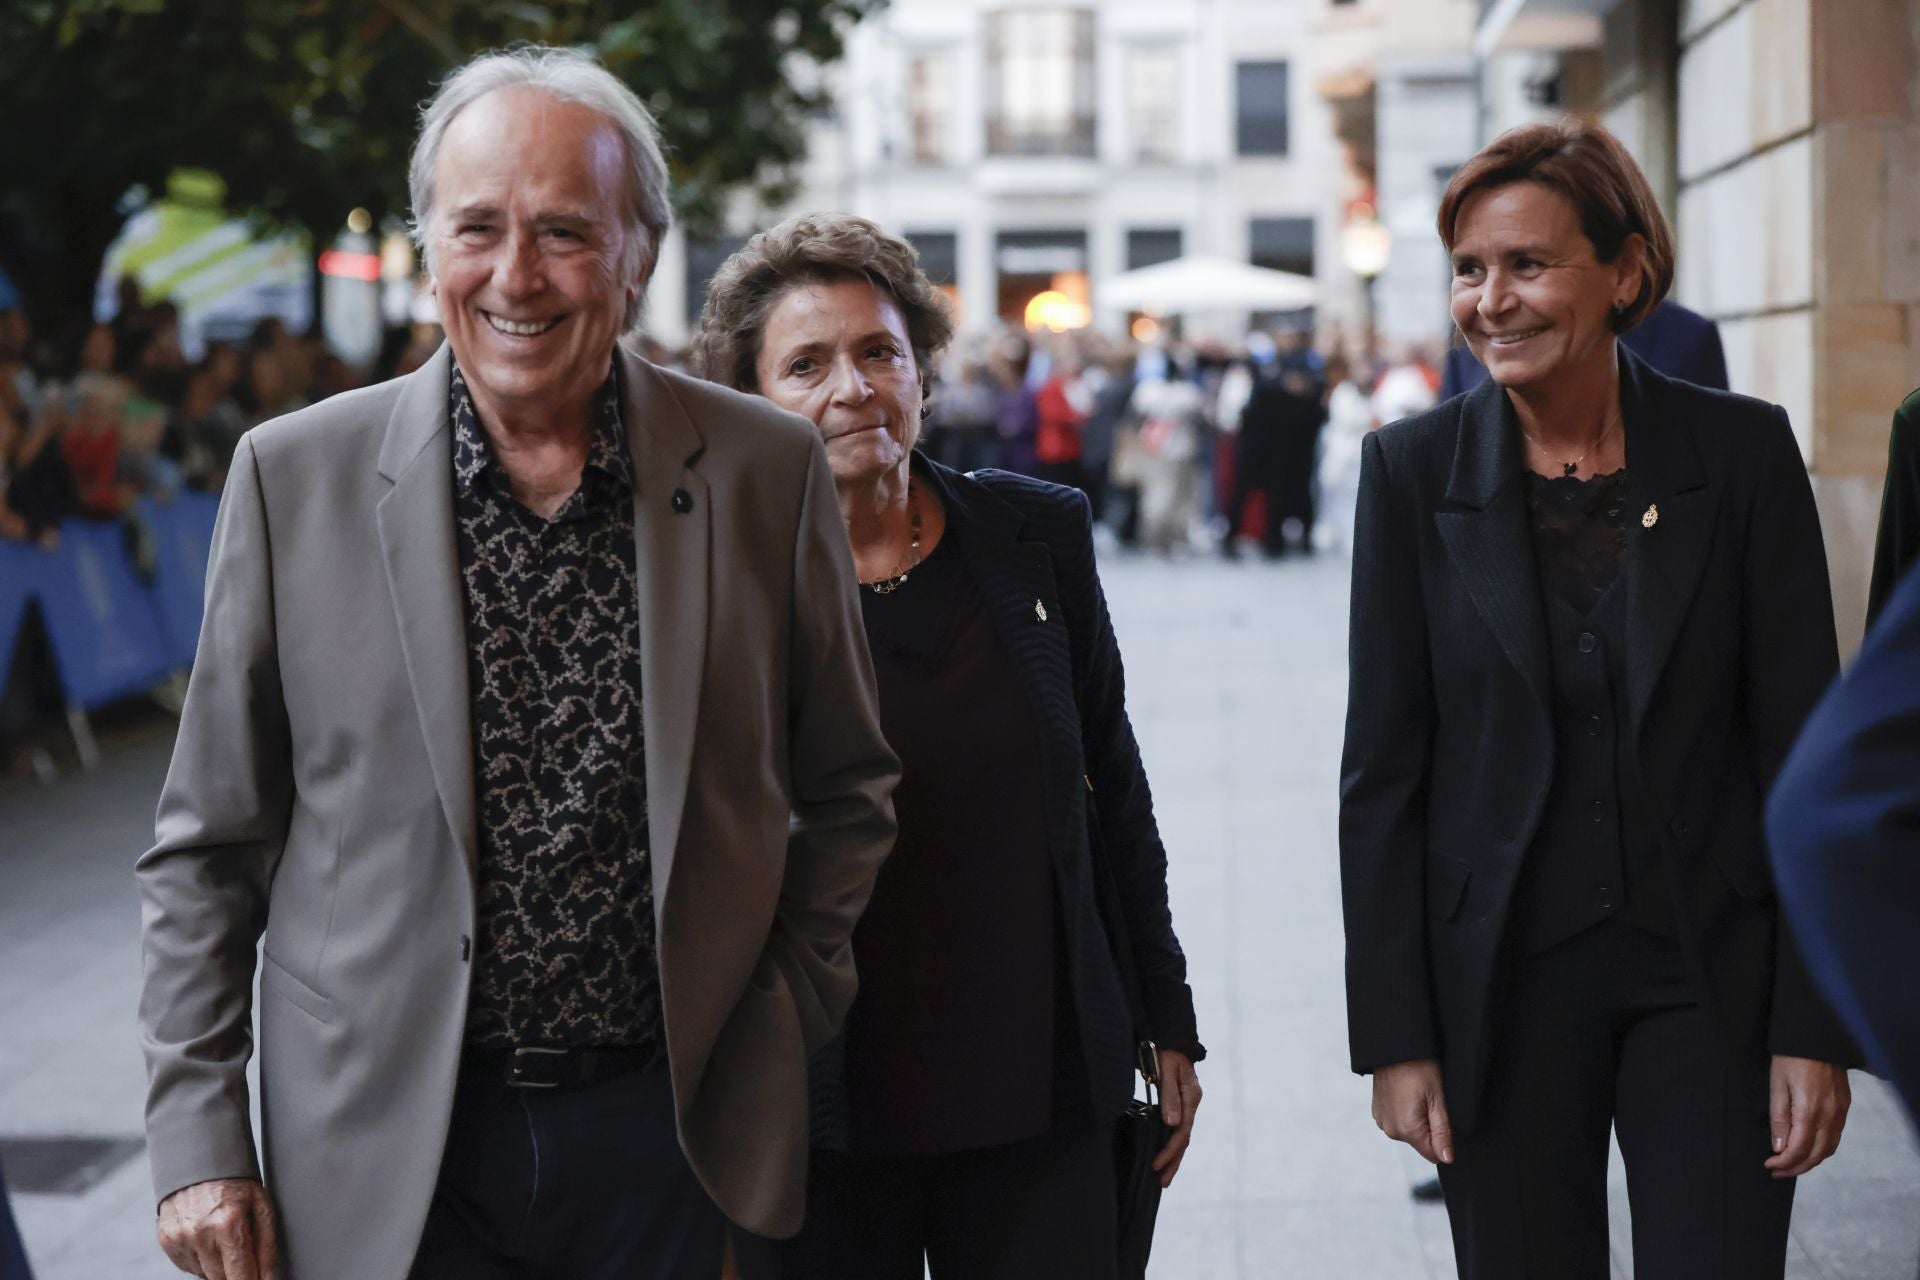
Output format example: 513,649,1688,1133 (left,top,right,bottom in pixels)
1236,61,1290,157
986,9,1096,158
908,54,952,165
1126,46,1180,163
